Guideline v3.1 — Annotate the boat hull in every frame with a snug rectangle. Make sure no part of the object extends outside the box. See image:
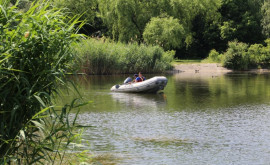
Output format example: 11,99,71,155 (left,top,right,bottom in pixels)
111,76,168,93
